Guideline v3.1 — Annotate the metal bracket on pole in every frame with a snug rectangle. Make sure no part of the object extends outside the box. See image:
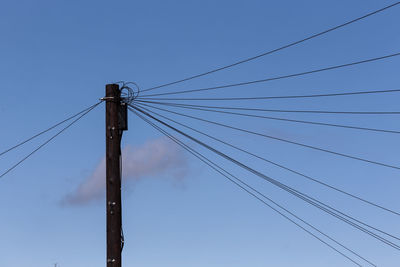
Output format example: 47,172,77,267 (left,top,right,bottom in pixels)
100,96,116,101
